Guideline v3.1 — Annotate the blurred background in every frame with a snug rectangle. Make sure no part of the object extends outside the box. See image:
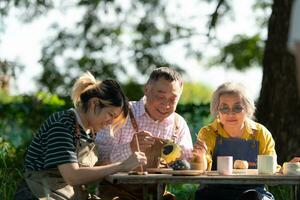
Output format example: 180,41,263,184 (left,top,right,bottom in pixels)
0,0,299,199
